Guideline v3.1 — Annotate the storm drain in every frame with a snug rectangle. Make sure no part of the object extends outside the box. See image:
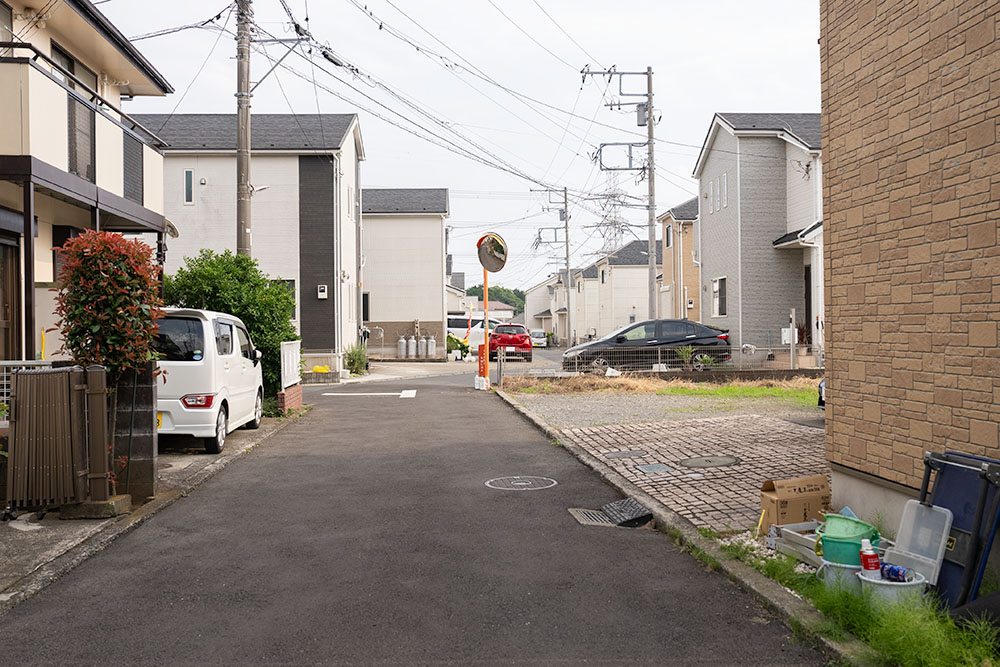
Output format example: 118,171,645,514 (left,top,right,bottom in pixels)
636,463,673,474
606,449,648,459
485,476,558,491
678,455,742,468
568,508,618,527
